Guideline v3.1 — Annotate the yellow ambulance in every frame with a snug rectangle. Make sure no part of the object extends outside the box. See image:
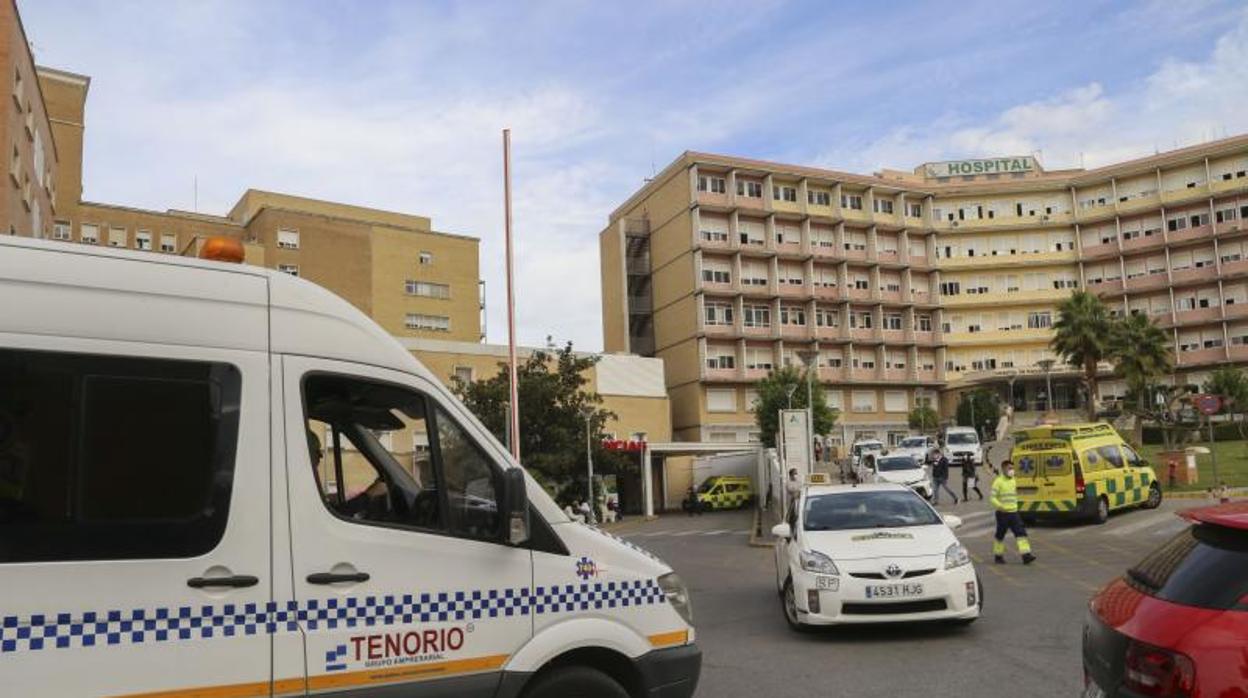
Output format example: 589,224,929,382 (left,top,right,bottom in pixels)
1009,423,1162,524
694,475,756,510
